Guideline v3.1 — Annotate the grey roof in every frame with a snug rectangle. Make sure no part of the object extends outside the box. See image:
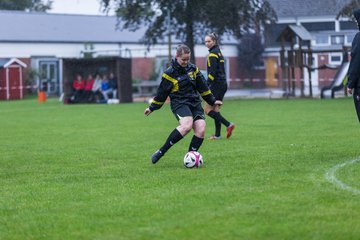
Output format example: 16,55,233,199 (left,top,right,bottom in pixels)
268,0,353,18
277,25,312,42
0,10,239,45
0,10,145,43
